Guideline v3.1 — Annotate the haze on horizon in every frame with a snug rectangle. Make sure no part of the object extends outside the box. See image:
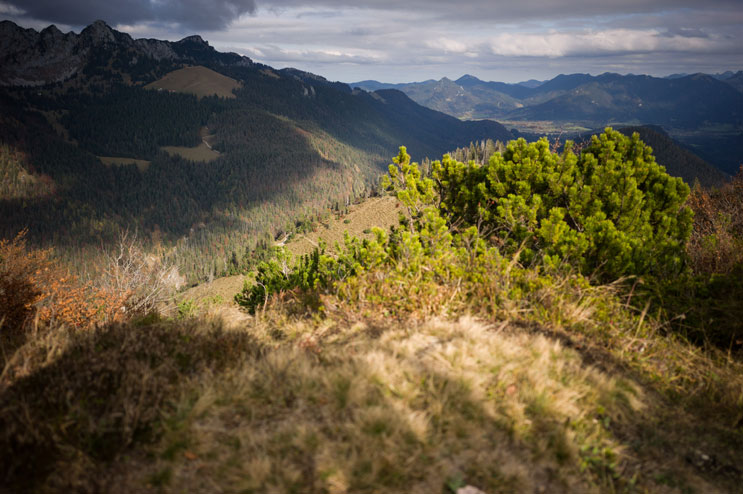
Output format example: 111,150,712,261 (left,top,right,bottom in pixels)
1,0,741,84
